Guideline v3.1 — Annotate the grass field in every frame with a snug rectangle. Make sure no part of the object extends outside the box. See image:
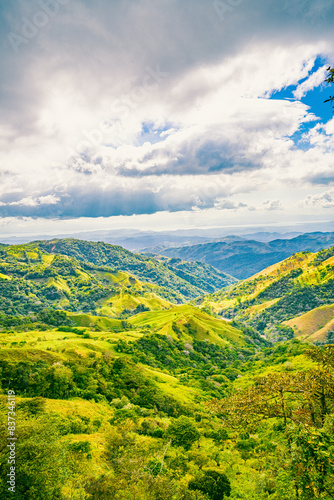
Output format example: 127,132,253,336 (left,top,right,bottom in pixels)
285,303,334,340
